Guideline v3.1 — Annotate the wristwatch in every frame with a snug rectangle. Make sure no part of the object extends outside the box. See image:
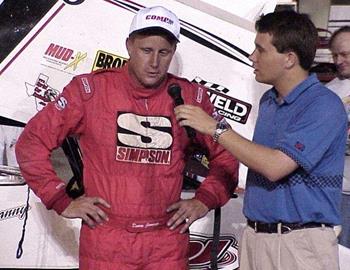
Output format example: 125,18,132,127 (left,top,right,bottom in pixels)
213,121,230,142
